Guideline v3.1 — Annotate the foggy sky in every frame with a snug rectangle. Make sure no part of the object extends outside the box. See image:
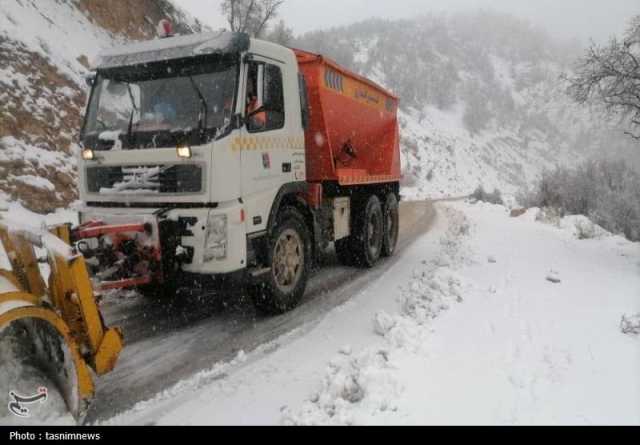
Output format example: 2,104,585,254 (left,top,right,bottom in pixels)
176,0,639,44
